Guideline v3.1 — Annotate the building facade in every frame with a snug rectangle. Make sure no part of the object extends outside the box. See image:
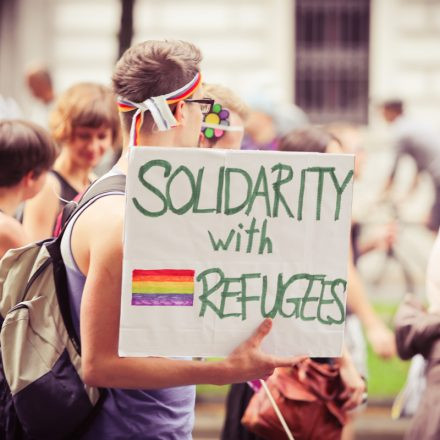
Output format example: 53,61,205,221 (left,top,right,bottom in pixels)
1,0,439,126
